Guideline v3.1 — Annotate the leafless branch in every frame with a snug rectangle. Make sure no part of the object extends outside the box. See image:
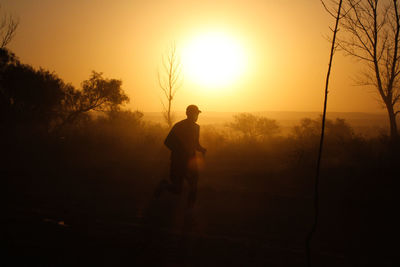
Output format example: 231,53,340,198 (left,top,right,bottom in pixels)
337,0,400,139
158,42,183,128
0,6,19,48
